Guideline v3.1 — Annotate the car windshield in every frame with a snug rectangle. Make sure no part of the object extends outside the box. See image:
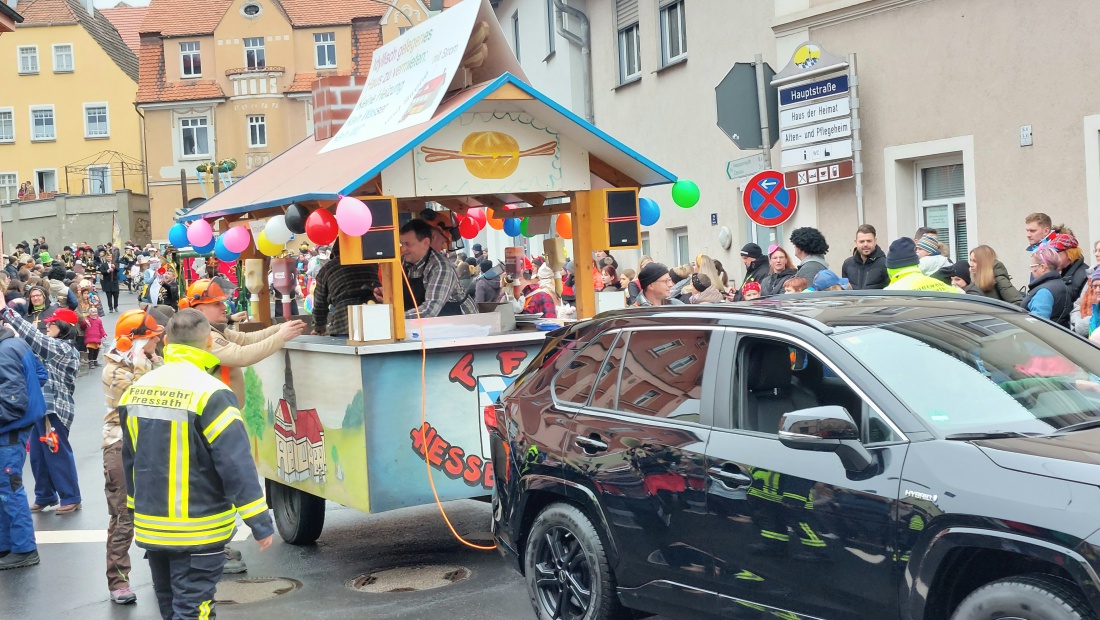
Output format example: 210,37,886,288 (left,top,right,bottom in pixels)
834,313,1100,436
